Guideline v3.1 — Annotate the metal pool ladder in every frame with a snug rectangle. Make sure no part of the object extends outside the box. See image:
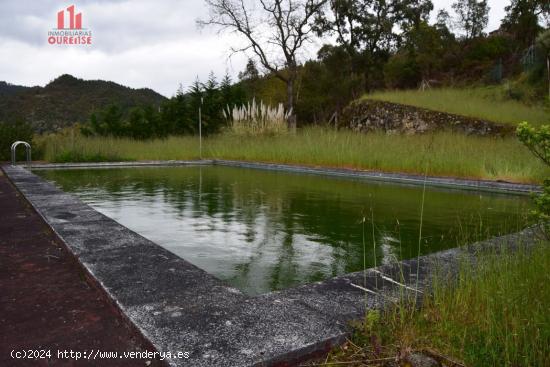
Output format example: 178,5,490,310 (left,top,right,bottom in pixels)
11,141,32,167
